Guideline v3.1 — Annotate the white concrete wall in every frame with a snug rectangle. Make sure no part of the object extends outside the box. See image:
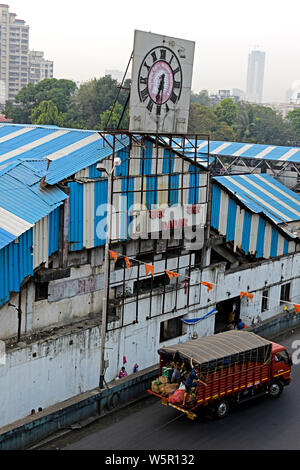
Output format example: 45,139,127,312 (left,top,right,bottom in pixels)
0,326,101,428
